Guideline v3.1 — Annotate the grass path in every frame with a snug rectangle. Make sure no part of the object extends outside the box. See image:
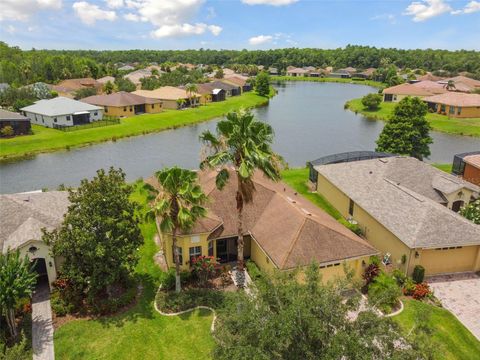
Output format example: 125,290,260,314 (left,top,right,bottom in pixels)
0,91,271,162
345,97,480,137
53,182,215,360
